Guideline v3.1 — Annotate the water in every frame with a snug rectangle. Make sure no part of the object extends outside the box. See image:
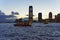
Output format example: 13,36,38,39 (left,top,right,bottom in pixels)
0,23,60,40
